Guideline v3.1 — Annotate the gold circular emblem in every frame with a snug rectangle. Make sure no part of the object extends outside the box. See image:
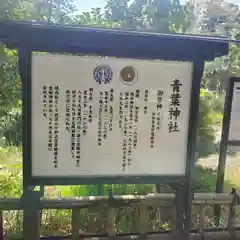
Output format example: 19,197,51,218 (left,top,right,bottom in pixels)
120,66,137,84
